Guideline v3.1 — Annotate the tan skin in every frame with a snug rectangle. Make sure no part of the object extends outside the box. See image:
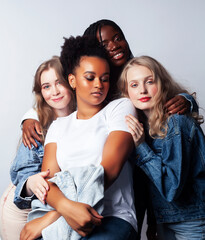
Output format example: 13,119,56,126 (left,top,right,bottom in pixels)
20,56,134,240
22,25,190,148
